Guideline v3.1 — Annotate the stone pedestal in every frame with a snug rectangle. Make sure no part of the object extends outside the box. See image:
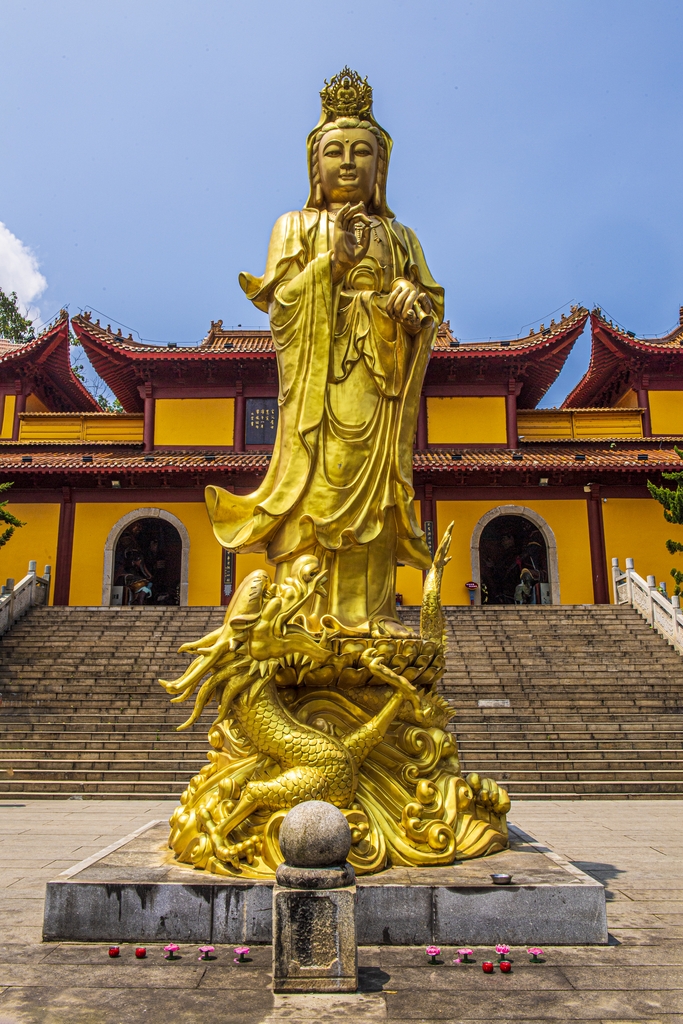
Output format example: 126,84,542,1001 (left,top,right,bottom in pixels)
272,883,358,993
